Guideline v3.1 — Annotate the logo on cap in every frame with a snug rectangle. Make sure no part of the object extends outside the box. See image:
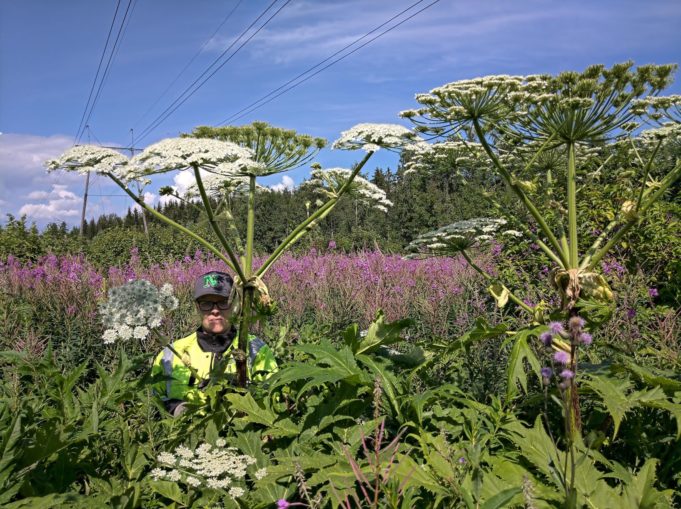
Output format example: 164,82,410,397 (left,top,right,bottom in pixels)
203,274,219,288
